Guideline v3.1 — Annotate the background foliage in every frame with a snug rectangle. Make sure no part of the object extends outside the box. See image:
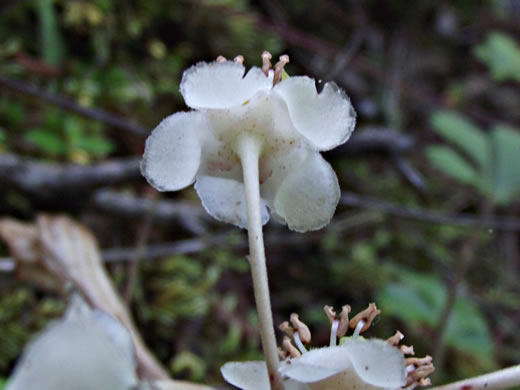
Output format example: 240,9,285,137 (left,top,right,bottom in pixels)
0,0,519,388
